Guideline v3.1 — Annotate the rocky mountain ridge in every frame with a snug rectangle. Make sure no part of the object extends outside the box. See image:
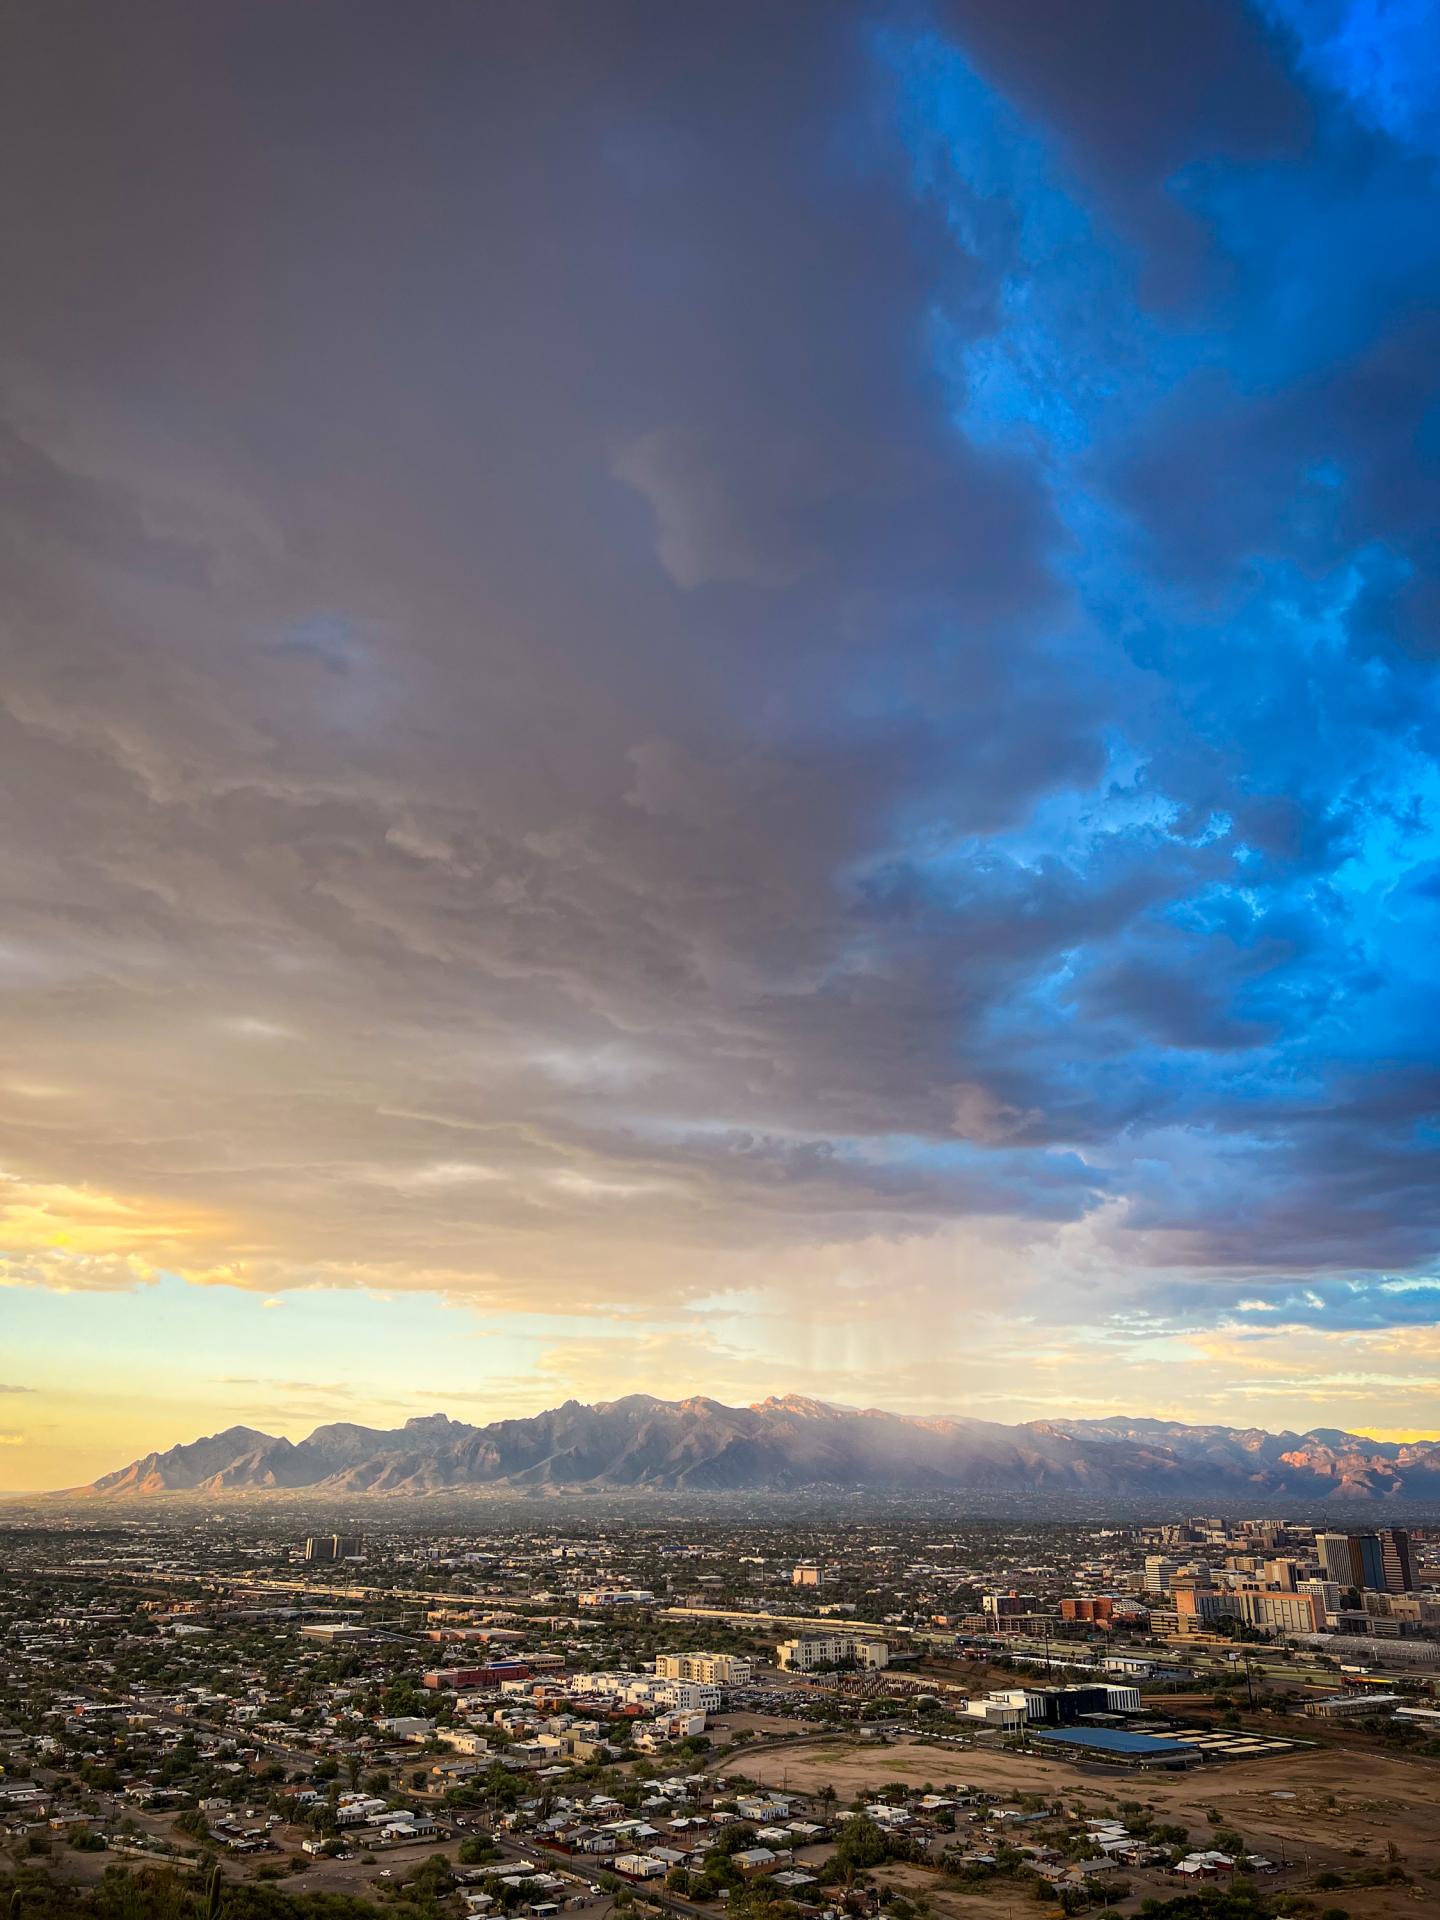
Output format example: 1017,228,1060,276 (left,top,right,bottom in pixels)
68,1393,1440,1500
